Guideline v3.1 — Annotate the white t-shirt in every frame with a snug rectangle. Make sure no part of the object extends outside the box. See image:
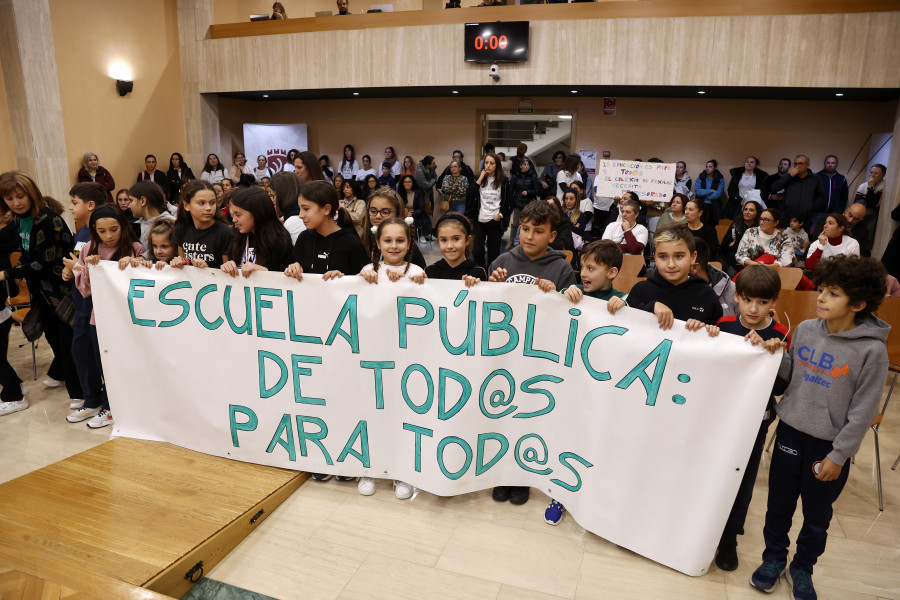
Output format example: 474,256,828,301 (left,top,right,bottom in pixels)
556,171,582,201
601,222,649,254
339,160,360,180
478,178,502,223
283,215,307,245
282,164,295,173
355,168,377,181
361,261,426,283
